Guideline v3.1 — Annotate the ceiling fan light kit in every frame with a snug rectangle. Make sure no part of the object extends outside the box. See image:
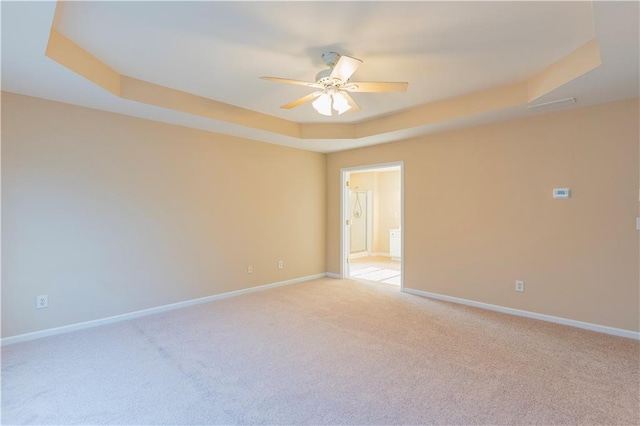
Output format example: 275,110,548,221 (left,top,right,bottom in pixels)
261,52,409,117
313,89,351,116
312,93,333,116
